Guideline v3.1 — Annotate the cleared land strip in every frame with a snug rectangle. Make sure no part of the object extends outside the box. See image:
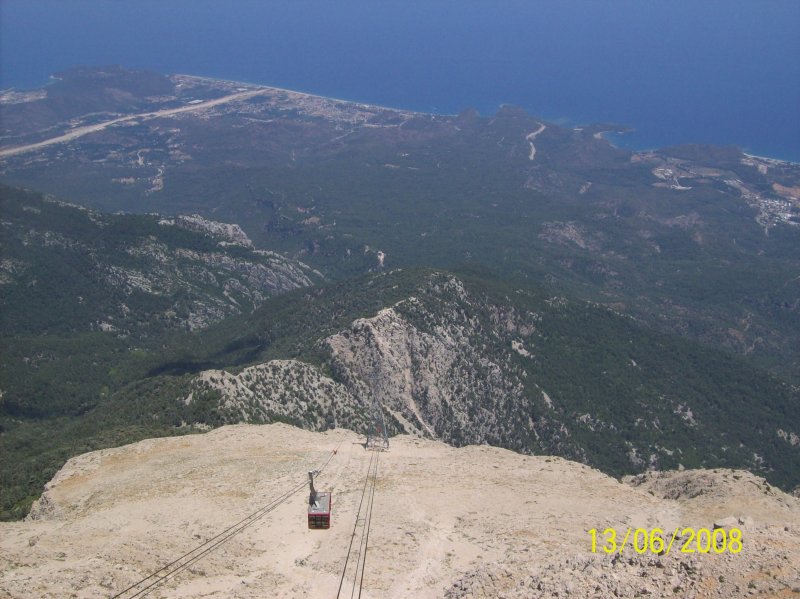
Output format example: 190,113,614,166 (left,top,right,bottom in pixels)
0,89,268,159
